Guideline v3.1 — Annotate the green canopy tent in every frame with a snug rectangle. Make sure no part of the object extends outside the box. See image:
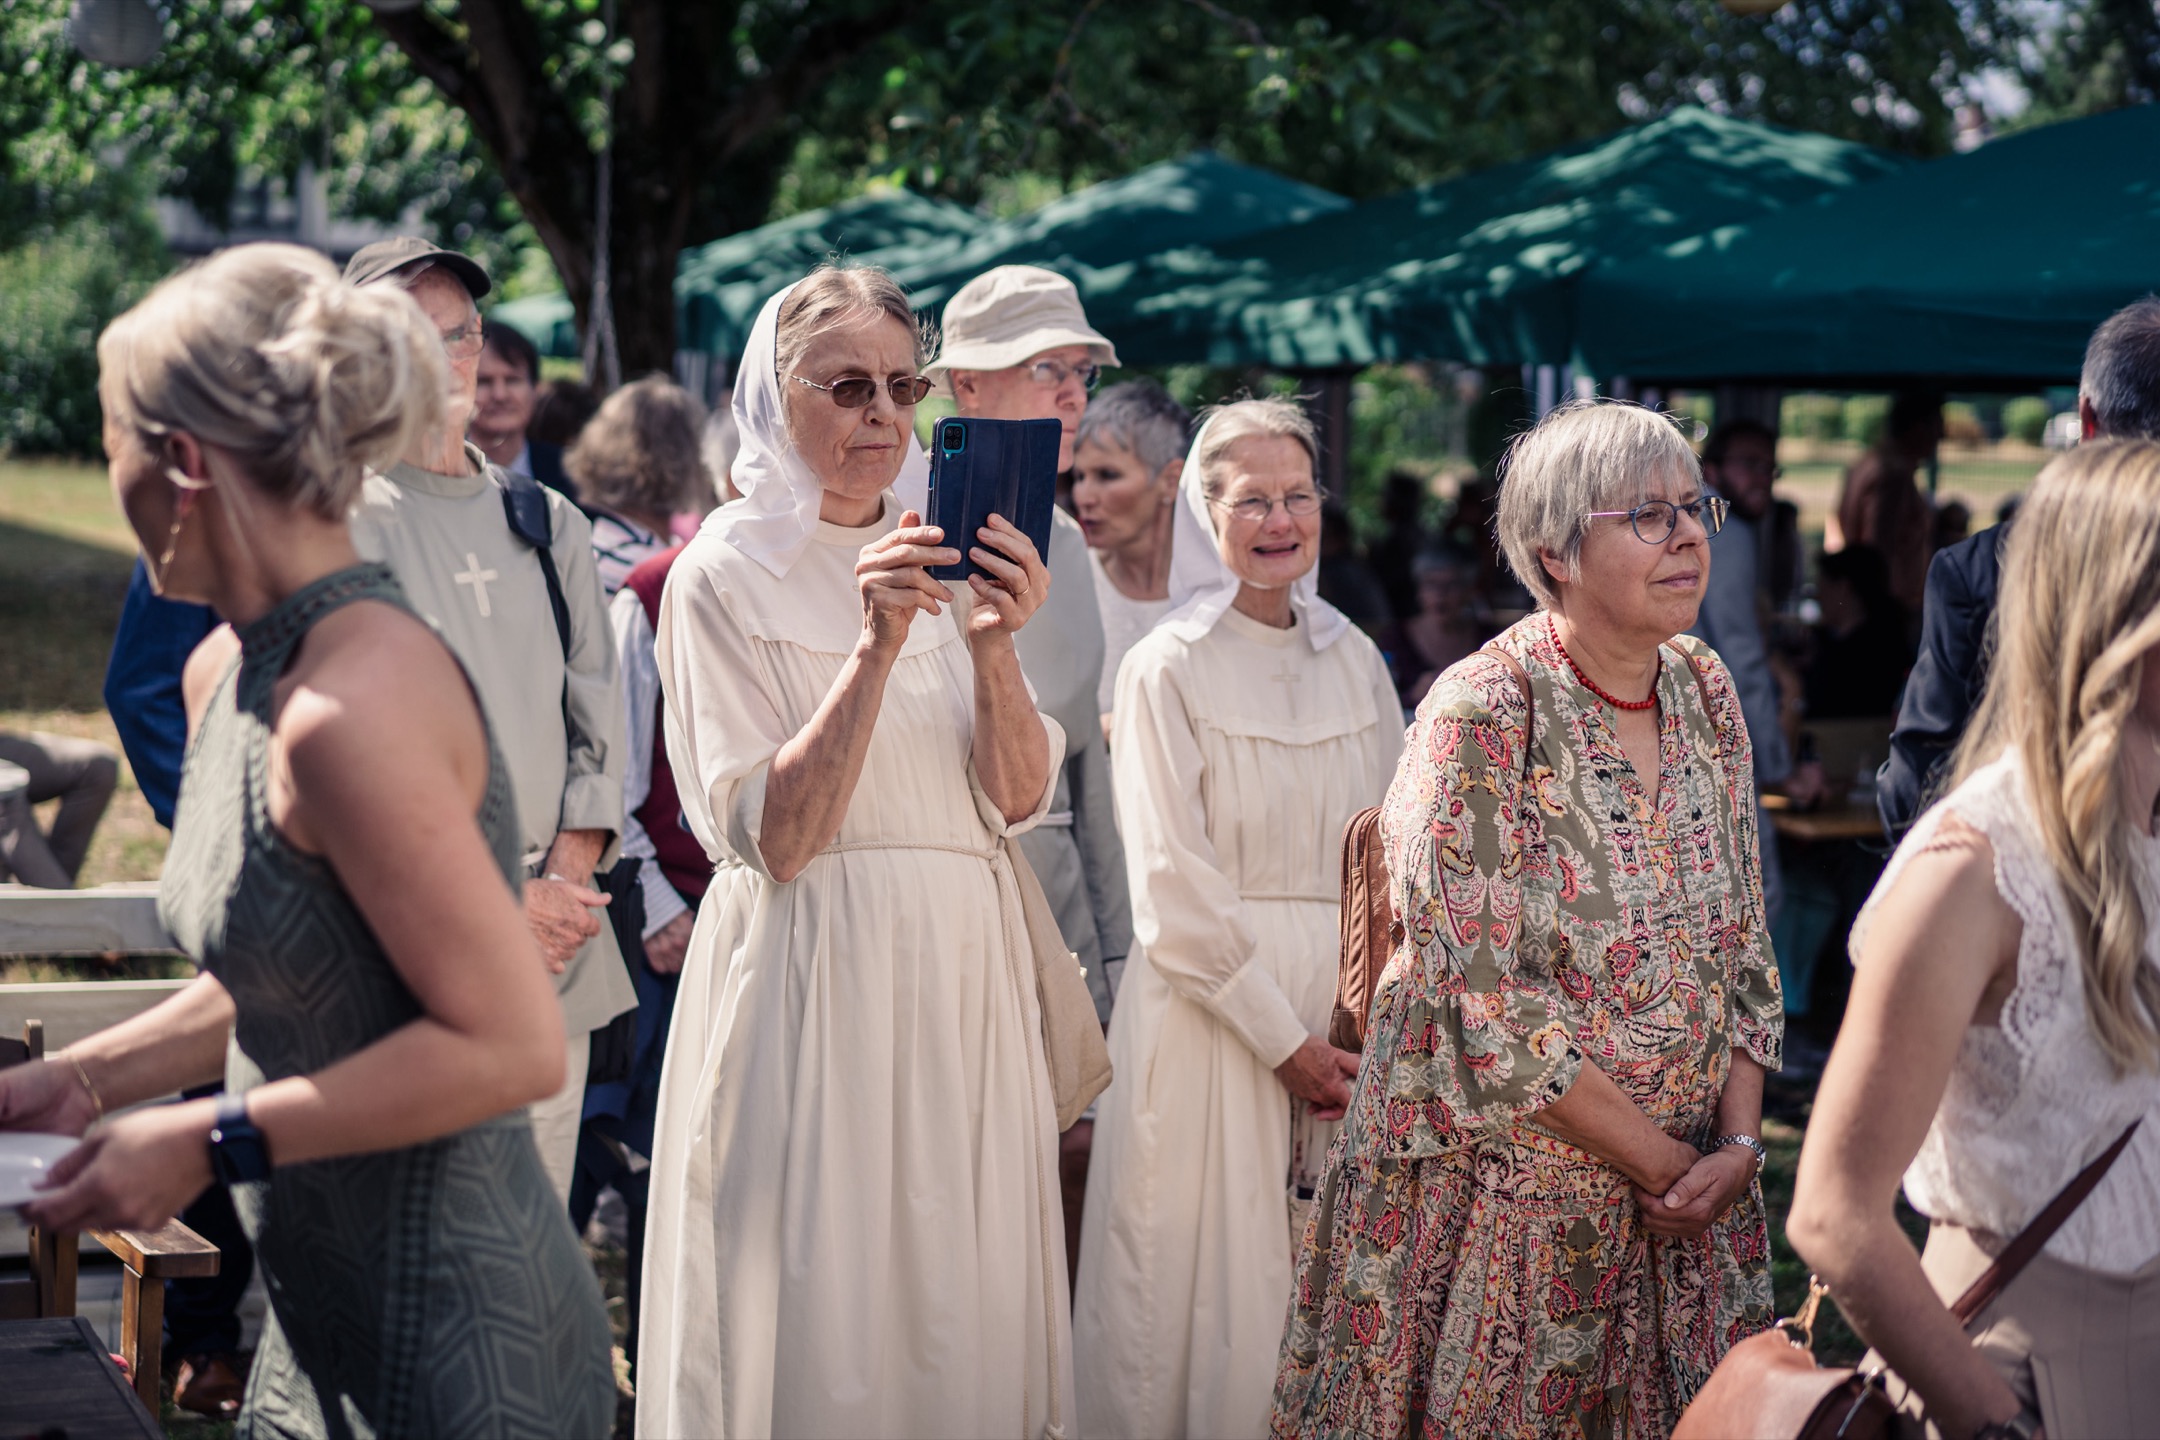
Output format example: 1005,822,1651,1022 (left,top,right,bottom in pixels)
888,151,1349,314
1079,108,1911,371
486,188,985,365
1575,106,2160,387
